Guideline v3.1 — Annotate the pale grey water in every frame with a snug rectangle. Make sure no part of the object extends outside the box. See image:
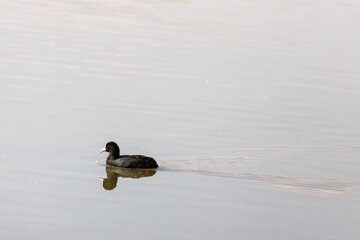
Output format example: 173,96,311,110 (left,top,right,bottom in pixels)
0,0,360,239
